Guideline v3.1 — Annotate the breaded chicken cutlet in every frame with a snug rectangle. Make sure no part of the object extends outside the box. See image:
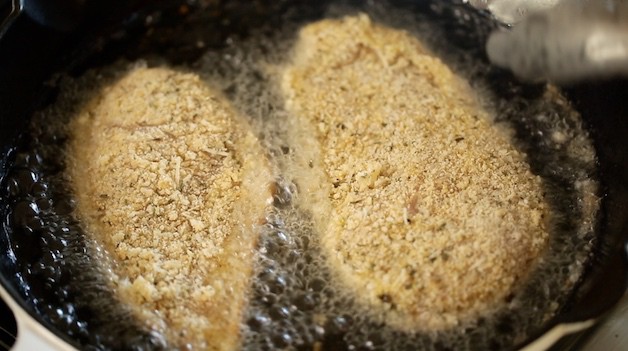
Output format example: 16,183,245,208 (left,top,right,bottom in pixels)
281,14,550,330
67,66,272,350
